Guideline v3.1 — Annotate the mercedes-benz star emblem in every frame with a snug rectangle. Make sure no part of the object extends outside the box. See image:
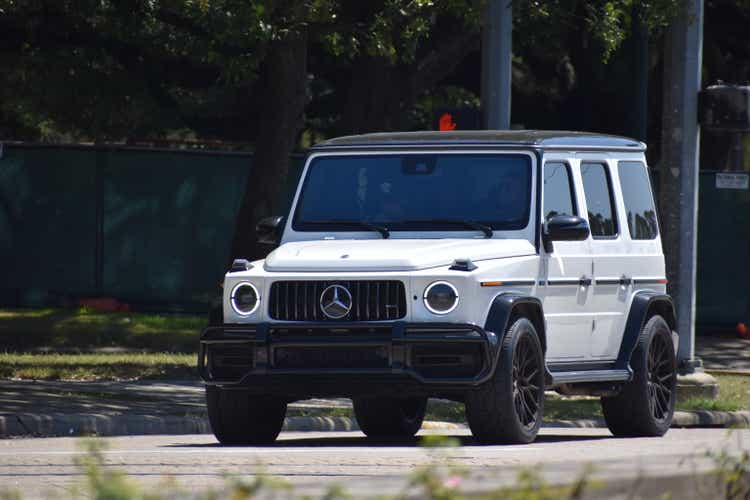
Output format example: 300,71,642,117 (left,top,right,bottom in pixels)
320,284,353,319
